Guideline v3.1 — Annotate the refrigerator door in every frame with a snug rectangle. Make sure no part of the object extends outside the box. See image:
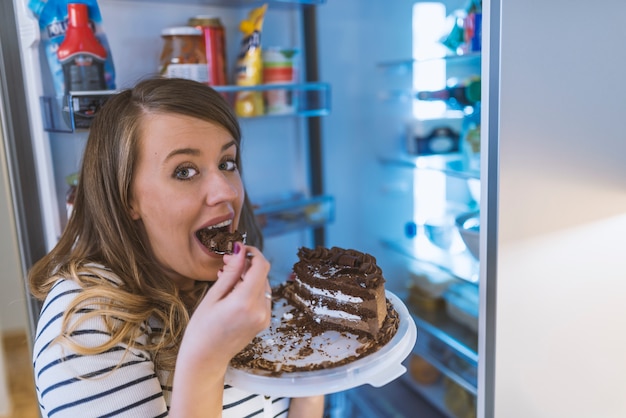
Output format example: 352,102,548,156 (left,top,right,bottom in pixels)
1,0,50,341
